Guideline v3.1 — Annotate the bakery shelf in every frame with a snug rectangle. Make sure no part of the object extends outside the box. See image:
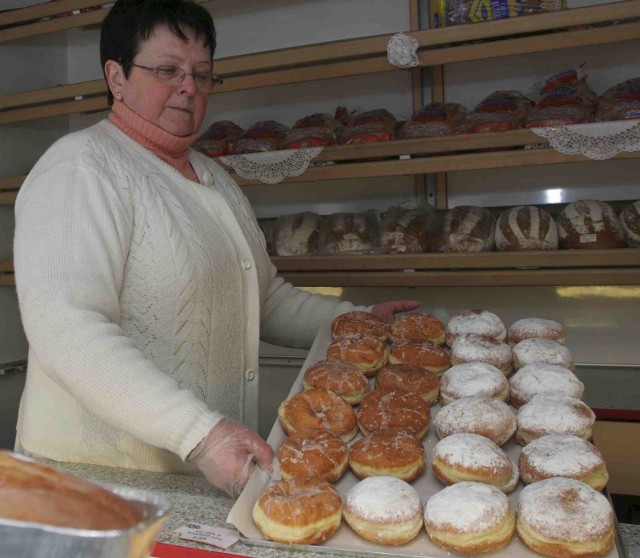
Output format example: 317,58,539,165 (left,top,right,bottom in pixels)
0,260,14,286
0,175,23,205
1,1,638,125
